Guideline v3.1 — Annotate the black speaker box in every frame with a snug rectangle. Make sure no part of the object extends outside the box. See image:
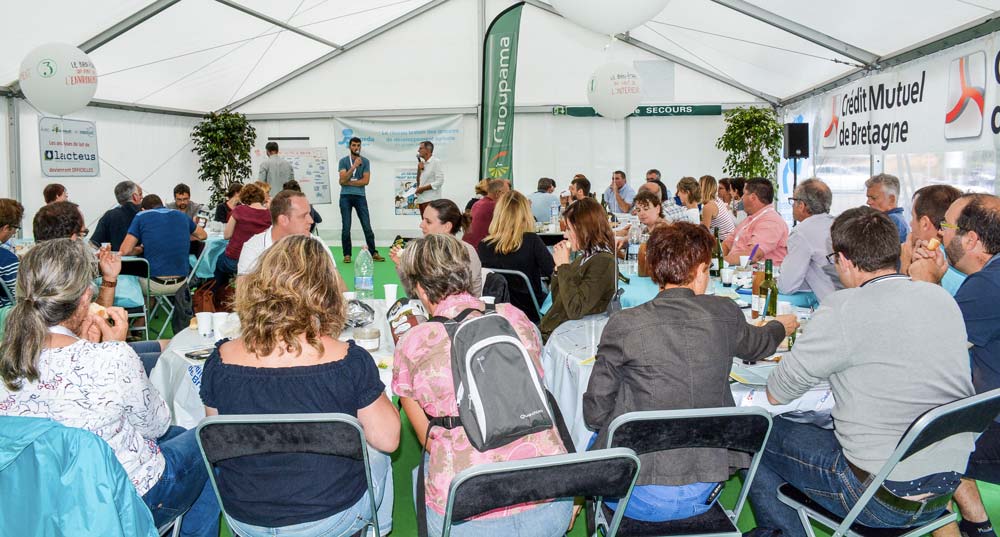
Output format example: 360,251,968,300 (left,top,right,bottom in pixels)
783,123,809,159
